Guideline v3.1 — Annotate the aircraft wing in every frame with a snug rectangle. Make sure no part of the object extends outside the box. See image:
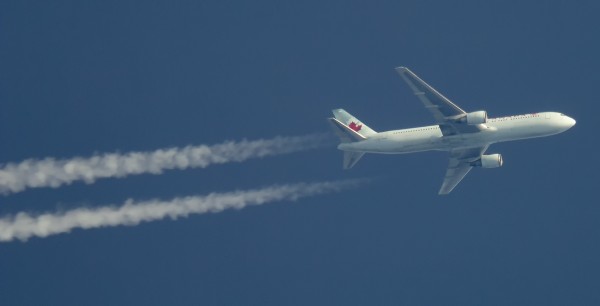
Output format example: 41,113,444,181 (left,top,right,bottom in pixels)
439,146,488,195
395,67,483,136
